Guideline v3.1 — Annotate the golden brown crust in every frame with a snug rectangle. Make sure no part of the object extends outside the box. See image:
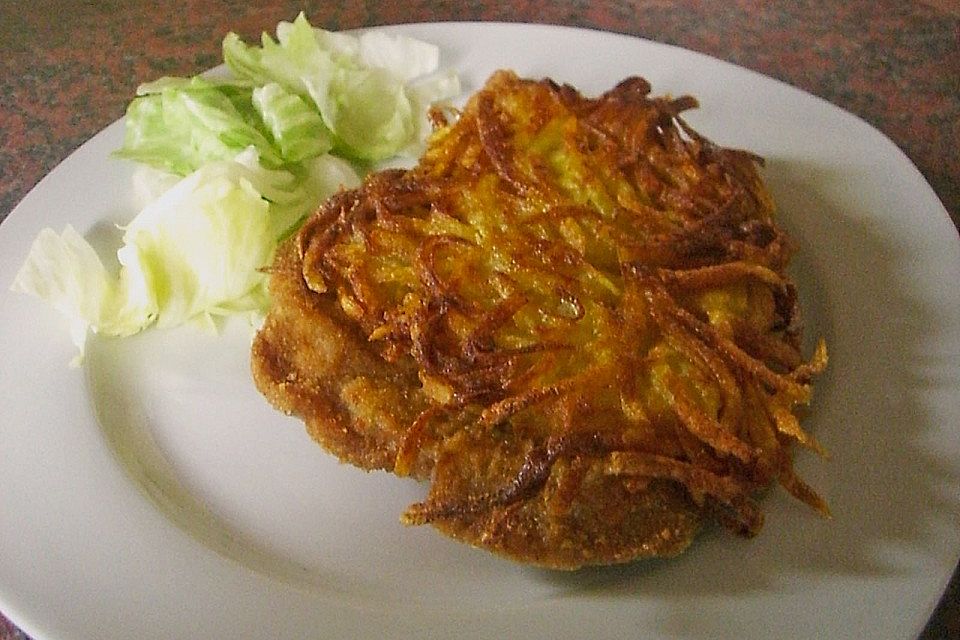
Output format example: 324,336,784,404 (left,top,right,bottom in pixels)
251,70,827,568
